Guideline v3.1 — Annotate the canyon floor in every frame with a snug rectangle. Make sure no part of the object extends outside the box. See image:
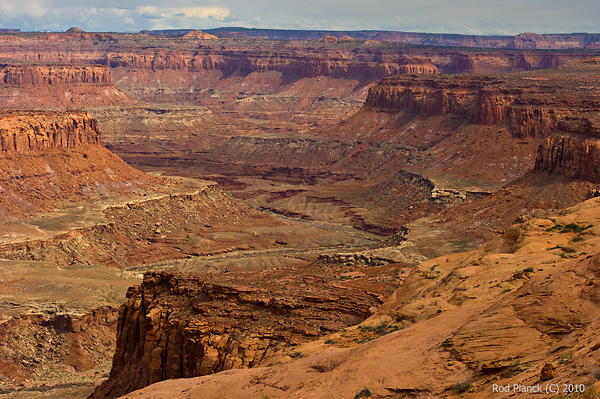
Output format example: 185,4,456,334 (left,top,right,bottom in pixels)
1,30,600,399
